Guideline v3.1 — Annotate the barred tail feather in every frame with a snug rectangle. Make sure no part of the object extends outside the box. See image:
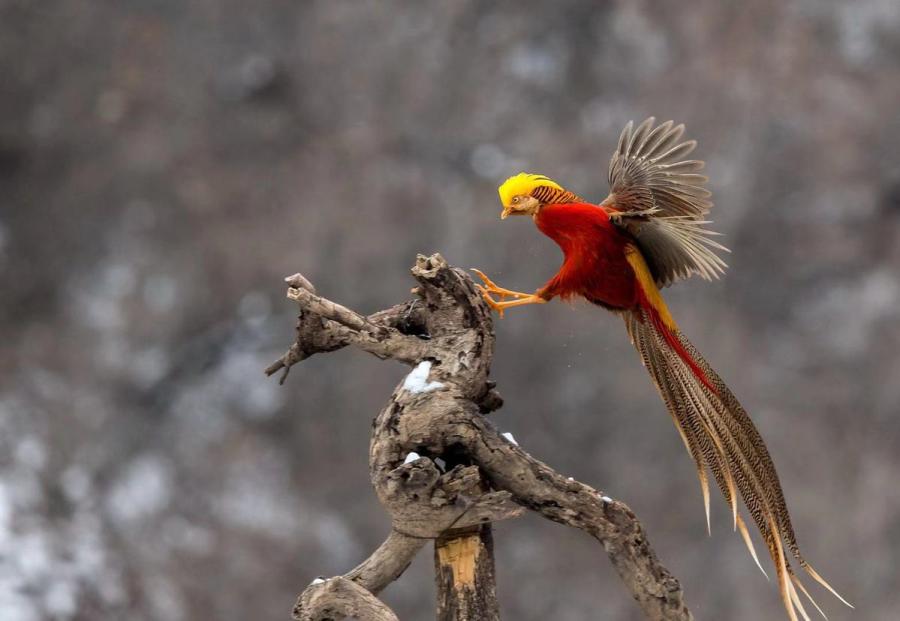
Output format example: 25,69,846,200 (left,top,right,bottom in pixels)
624,308,850,620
